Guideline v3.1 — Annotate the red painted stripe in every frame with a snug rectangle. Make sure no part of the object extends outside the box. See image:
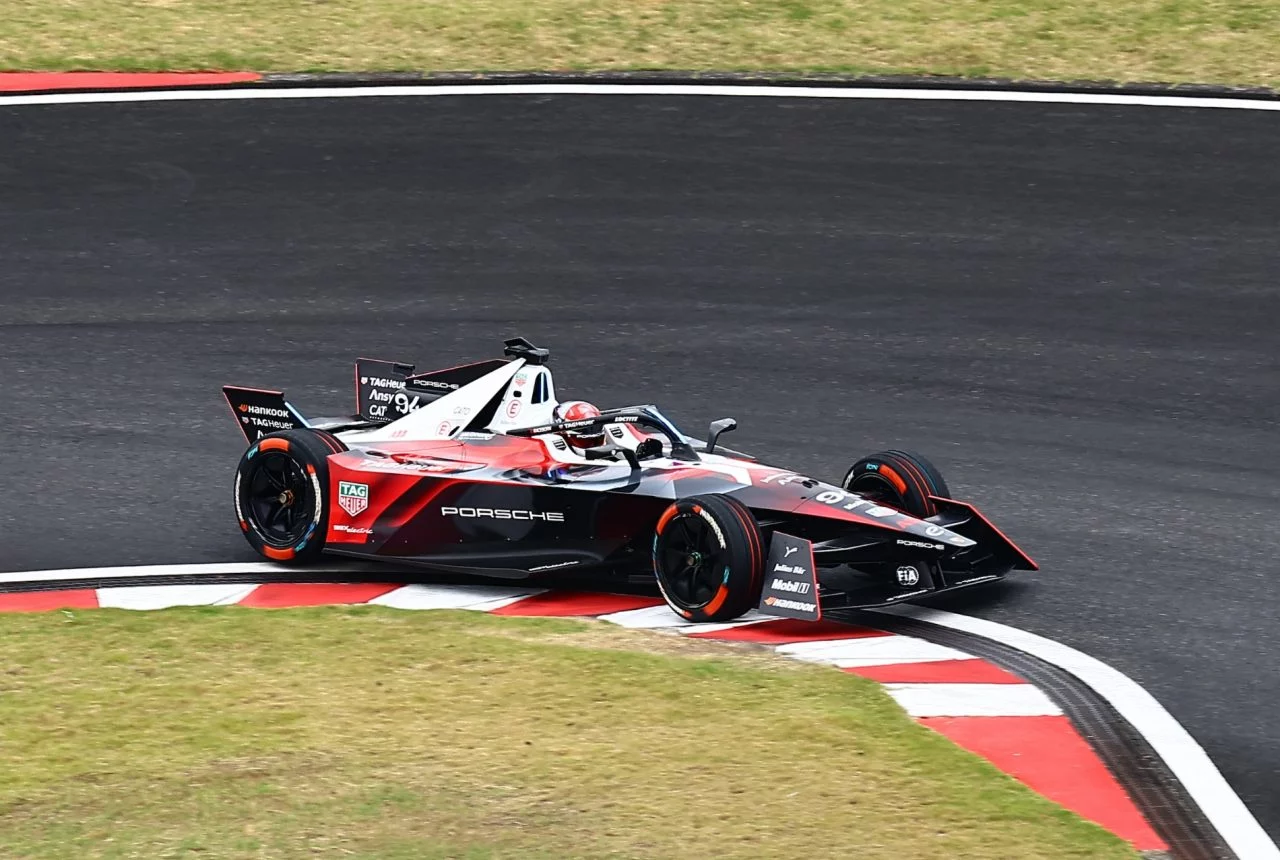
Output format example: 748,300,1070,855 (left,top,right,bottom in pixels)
919,715,1167,850
0,72,262,92
490,591,663,617
687,618,889,644
0,589,100,612
237,582,400,608
848,658,1025,684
